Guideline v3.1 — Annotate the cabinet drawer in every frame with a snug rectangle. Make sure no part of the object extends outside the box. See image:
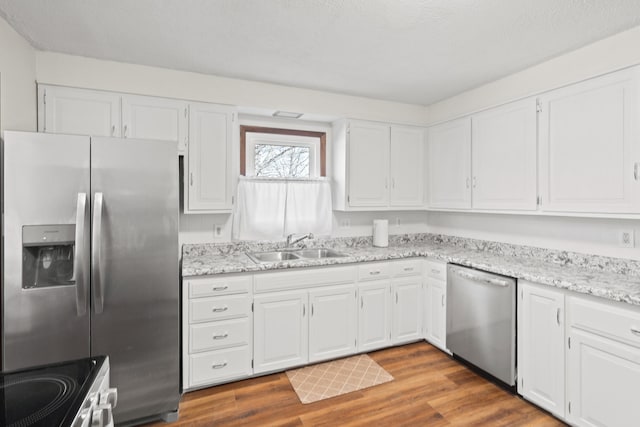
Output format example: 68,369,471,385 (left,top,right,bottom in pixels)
254,265,357,293
190,318,251,353
391,259,422,277
189,294,250,323
569,296,640,347
358,262,390,281
187,275,252,298
189,346,252,386
425,260,446,281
